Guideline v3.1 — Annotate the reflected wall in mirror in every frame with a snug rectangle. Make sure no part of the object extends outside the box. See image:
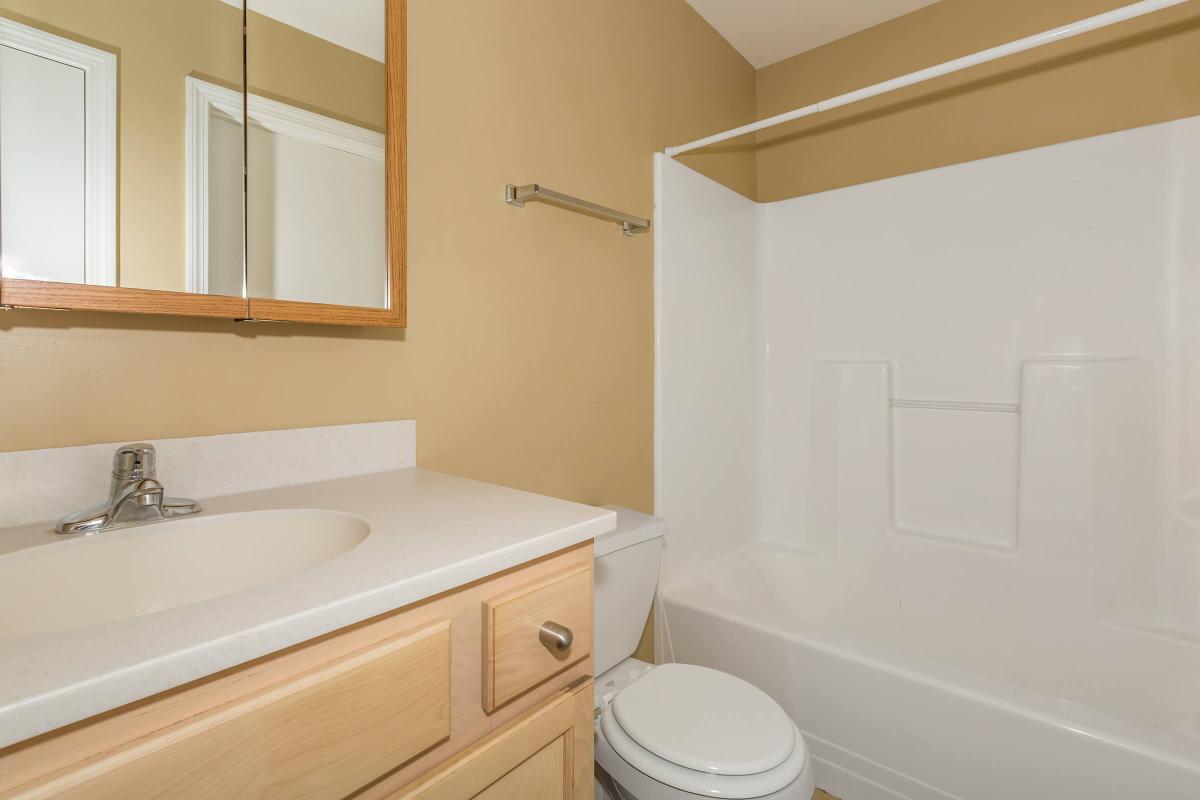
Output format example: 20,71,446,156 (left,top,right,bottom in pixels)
0,0,245,298
244,0,389,310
